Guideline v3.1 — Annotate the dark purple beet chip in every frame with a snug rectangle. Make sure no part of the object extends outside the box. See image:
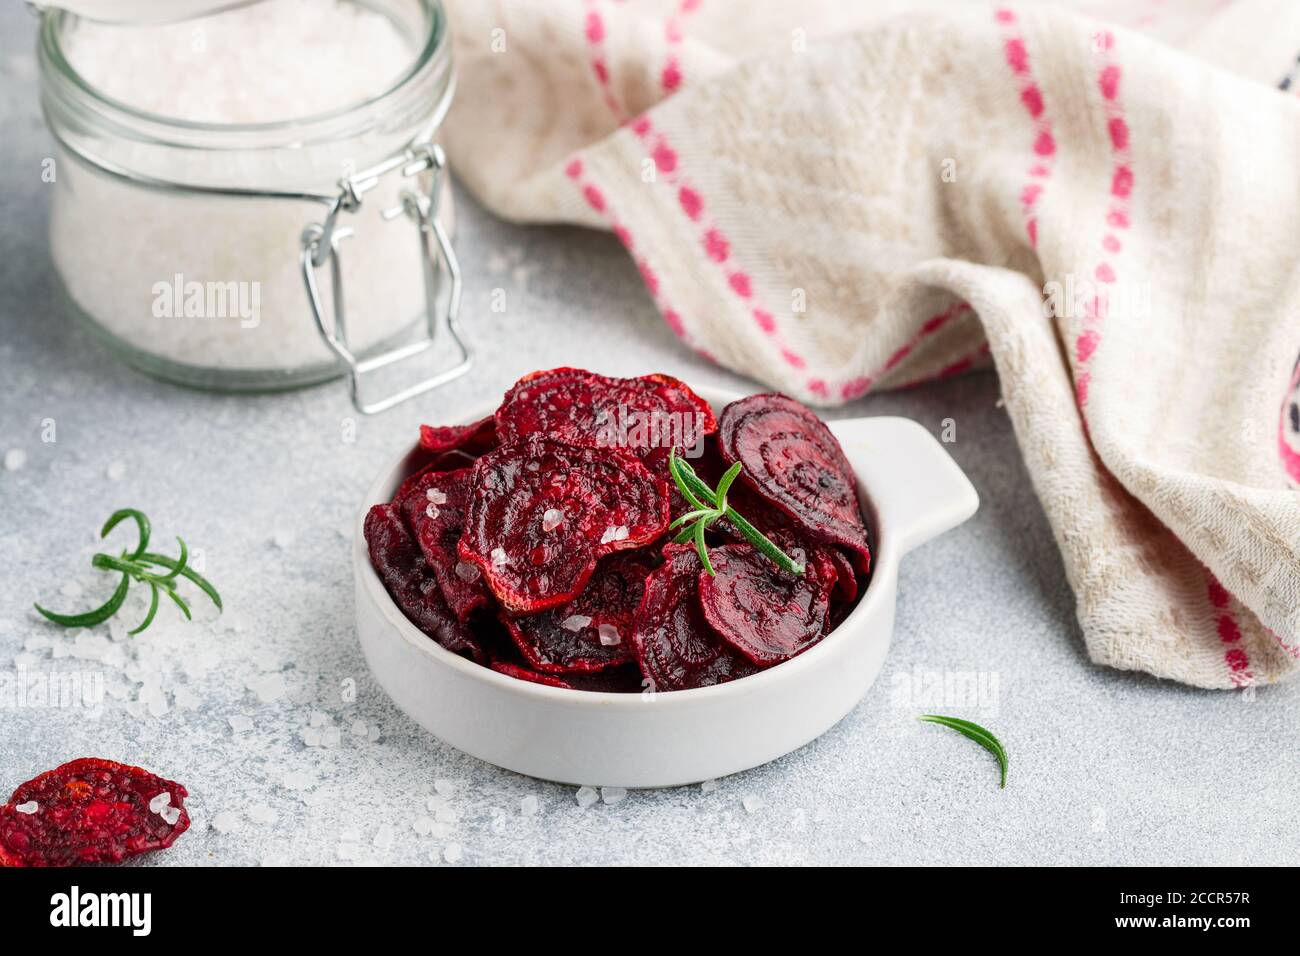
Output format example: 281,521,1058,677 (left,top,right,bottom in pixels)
502,552,651,673
697,542,835,667
458,437,670,613
718,393,871,572
629,545,760,692
419,415,498,457
363,503,483,661
495,367,716,470
400,467,491,622
490,661,573,688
